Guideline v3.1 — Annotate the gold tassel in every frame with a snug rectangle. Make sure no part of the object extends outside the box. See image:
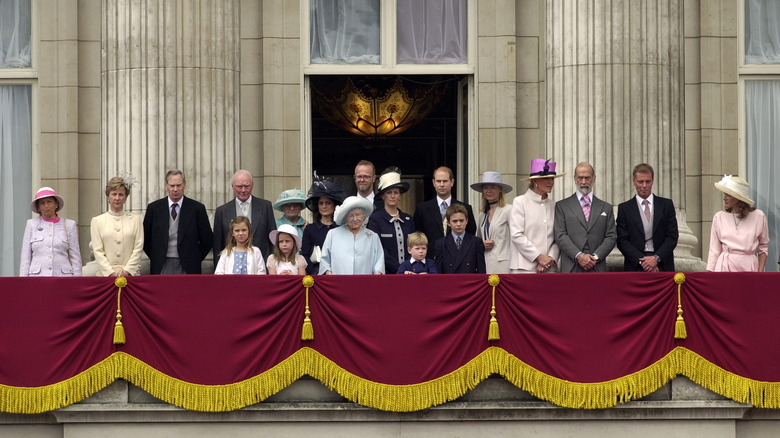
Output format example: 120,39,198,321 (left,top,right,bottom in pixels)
301,276,315,340
113,276,127,344
488,274,500,341
673,272,687,339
